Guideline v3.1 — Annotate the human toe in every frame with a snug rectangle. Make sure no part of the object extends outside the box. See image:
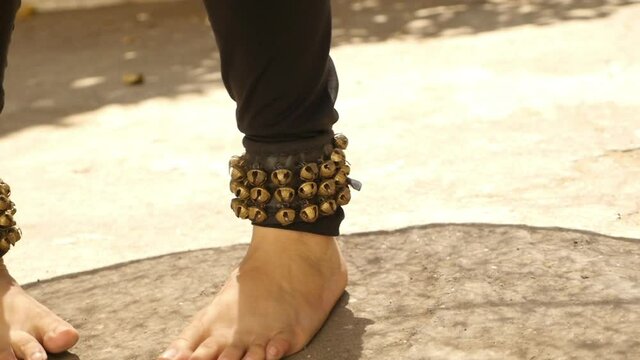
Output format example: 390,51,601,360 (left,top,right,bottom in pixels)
187,337,225,360
242,343,266,360
10,331,46,360
265,337,291,360
40,322,78,354
216,344,245,360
